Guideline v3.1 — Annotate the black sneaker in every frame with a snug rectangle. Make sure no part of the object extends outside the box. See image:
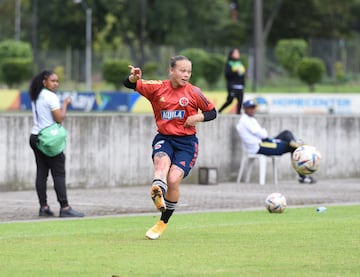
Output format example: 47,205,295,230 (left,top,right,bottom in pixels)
59,207,84,218
39,206,54,217
298,175,317,184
